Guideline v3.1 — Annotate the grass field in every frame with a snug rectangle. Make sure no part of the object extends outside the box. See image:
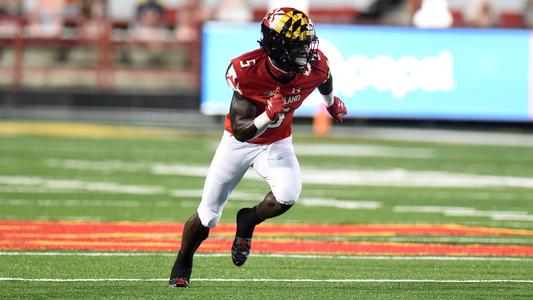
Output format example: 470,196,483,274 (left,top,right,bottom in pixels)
1,121,533,299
